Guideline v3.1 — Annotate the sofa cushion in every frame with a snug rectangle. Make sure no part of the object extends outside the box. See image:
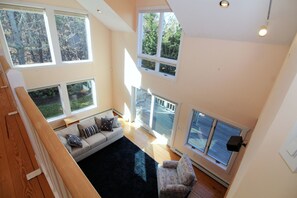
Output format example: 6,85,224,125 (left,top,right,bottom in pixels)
176,154,195,186
57,134,72,153
71,139,90,158
84,133,107,149
101,117,114,131
57,124,80,137
77,118,96,137
101,127,123,140
82,124,99,138
66,134,82,148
